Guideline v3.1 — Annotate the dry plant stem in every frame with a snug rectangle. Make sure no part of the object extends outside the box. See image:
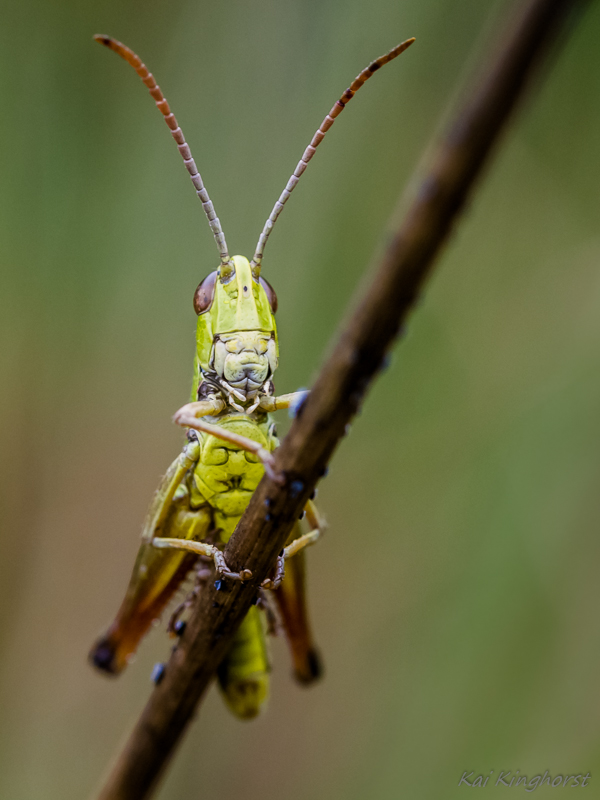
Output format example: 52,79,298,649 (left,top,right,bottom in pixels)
94,1,589,798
